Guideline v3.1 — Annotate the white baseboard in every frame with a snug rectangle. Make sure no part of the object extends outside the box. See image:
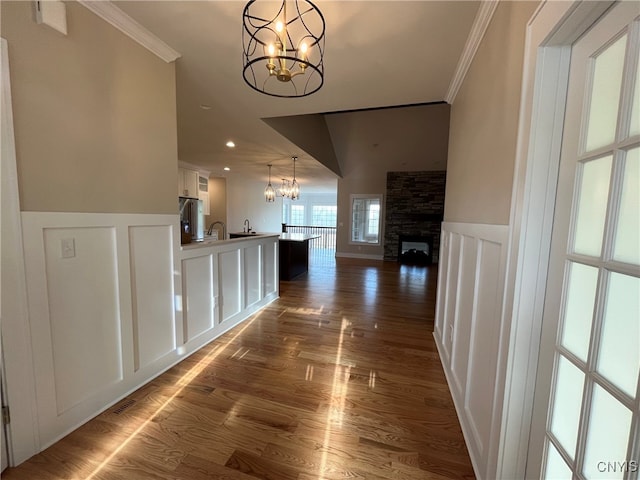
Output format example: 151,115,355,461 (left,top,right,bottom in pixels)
335,252,384,261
